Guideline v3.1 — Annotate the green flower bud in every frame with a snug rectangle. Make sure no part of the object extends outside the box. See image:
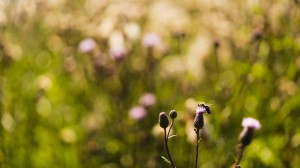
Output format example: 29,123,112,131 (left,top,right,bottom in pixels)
159,112,169,129
169,110,177,120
